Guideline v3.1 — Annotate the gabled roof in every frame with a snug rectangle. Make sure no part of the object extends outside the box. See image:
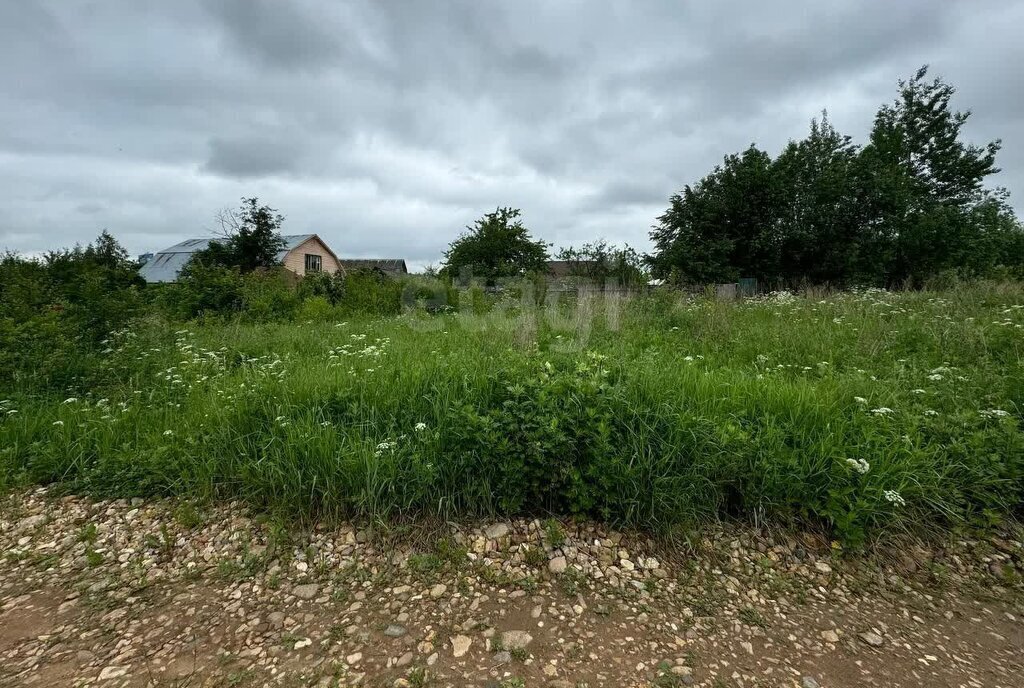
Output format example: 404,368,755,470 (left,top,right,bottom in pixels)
338,258,408,275
139,234,330,283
